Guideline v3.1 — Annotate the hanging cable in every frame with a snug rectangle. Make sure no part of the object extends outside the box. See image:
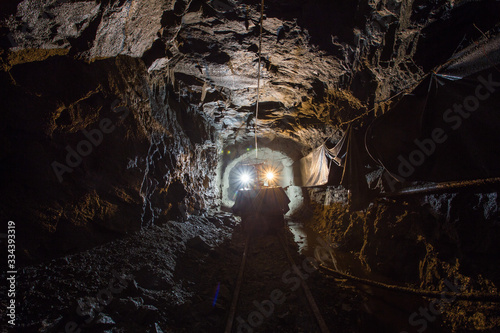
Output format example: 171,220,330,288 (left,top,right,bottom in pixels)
255,0,264,159
319,264,500,302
